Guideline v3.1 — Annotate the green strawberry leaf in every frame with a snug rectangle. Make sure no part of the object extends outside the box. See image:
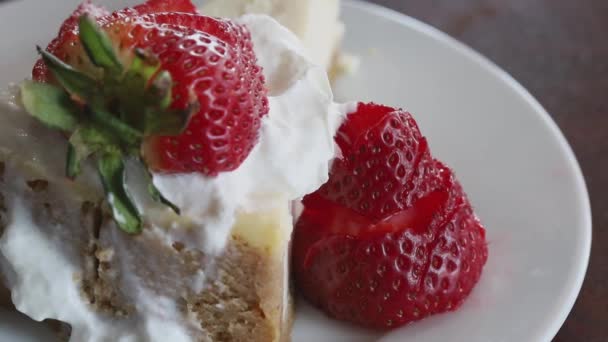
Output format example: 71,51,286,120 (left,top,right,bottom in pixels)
130,49,163,86
143,106,194,136
141,71,197,136
26,14,203,236
78,15,123,76
149,183,181,215
88,104,143,147
19,81,79,131
71,124,117,150
115,49,166,128
98,152,141,234
146,70,173,110
66,126,115,178
66,144,82,179
139,159,180,215
37,47,98,101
